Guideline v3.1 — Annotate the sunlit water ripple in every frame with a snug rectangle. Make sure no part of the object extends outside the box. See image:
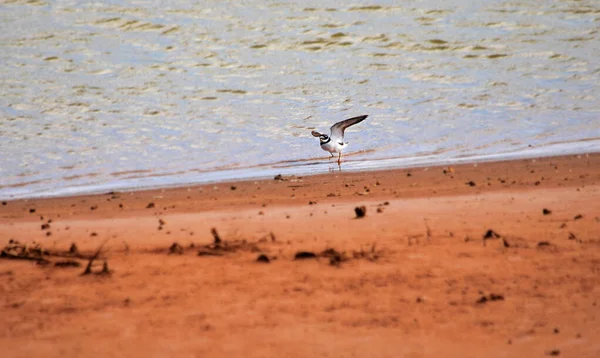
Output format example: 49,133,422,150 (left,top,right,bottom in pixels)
1,0,599,199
